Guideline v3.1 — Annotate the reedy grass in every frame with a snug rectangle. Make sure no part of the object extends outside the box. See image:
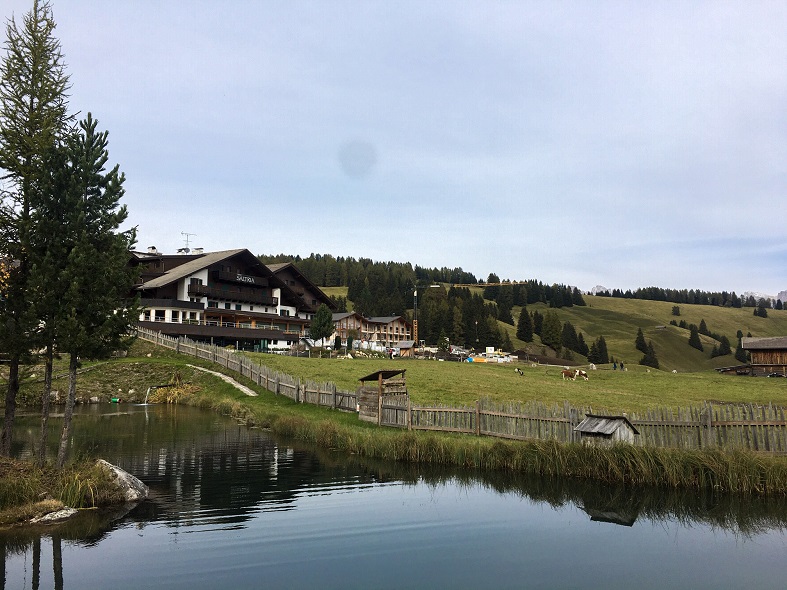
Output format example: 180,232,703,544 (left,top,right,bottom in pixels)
202,388,787,495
